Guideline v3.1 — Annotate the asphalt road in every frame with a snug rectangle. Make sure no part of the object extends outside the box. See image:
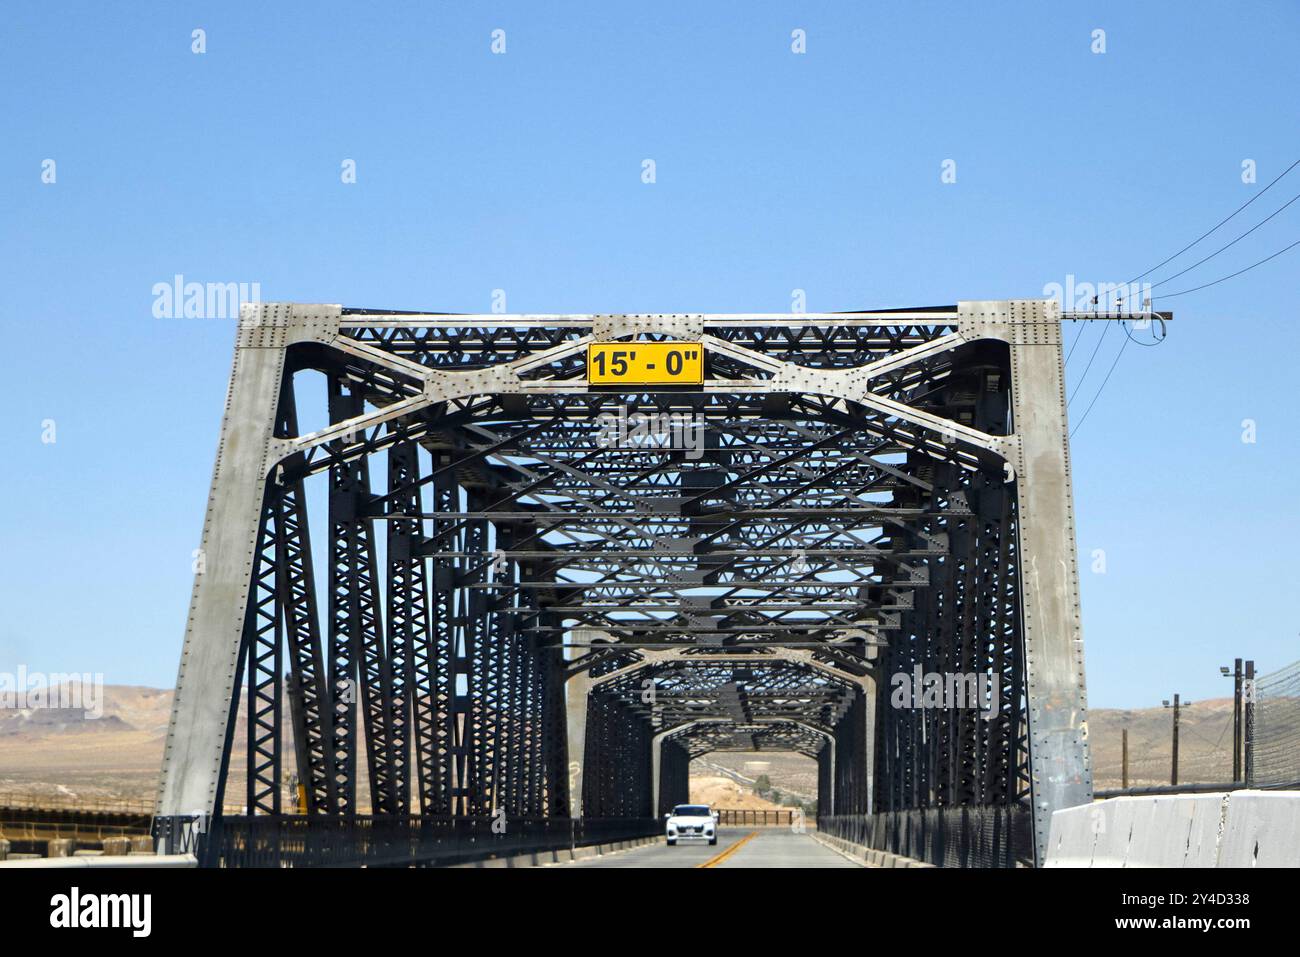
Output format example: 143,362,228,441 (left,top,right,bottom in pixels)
567,828,862,868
